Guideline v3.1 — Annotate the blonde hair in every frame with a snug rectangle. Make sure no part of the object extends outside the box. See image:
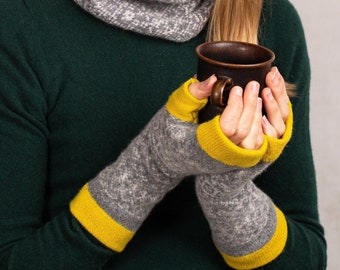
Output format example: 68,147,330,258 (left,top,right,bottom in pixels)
207,0,295,95
207,0,263,43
